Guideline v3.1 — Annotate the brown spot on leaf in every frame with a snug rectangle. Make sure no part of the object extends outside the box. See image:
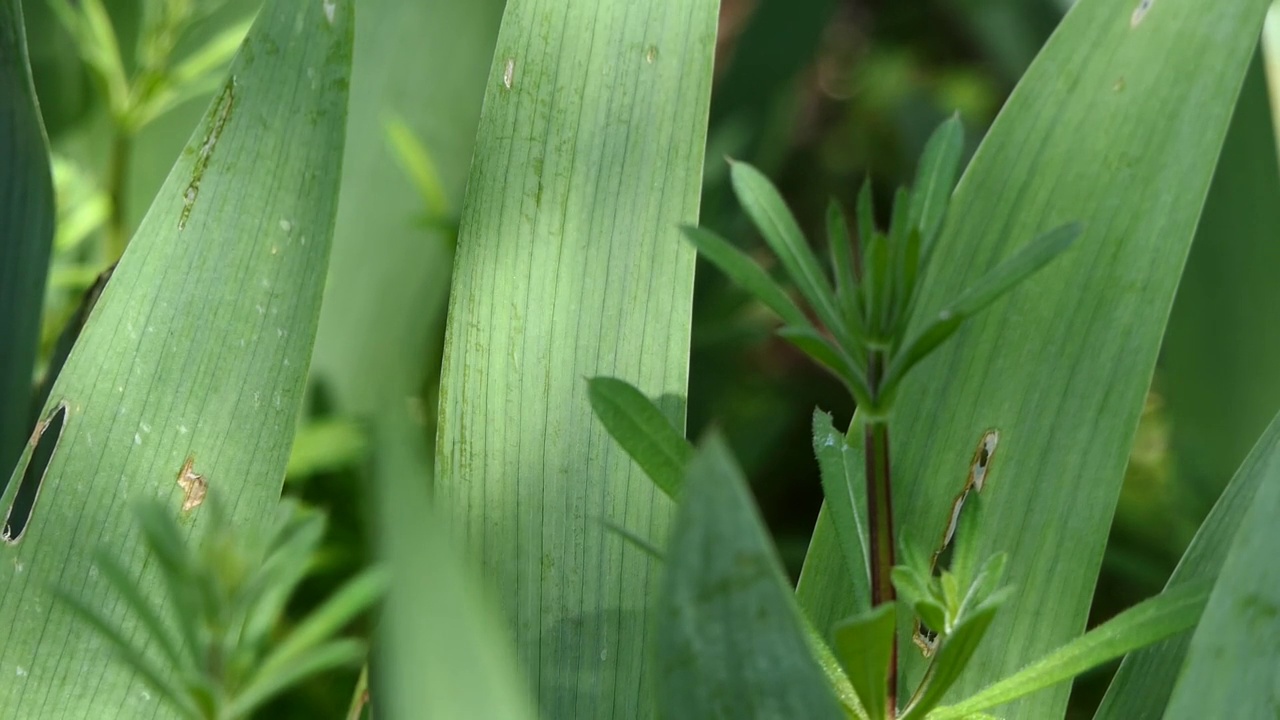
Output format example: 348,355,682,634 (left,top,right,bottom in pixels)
177,455,207,512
